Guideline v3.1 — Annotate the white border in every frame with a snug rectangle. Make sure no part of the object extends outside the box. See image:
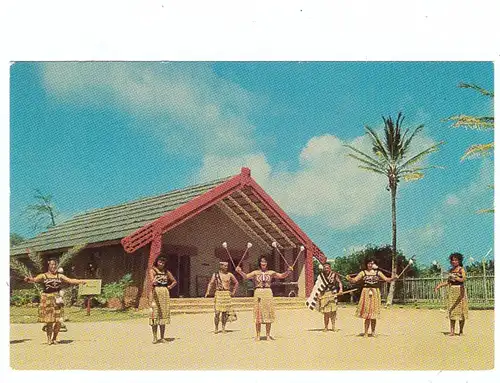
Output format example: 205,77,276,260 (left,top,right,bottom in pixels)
2,1,498,383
